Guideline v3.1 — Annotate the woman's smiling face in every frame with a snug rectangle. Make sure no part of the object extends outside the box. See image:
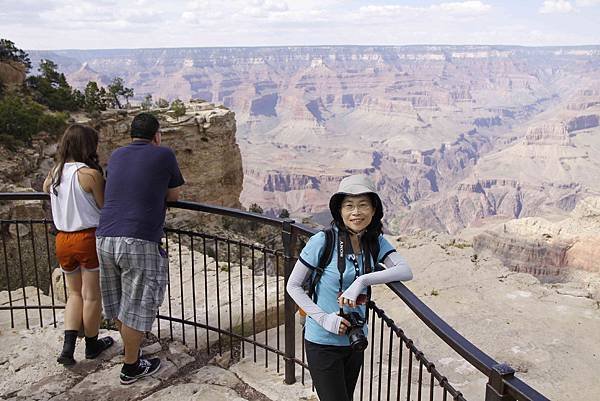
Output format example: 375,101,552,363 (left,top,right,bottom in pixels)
340,194,375,233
